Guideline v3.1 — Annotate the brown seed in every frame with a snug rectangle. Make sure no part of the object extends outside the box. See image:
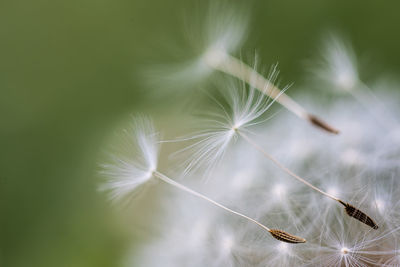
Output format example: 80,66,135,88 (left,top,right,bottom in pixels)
269,229,306,244
308,114,340,134
339,200,379,229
